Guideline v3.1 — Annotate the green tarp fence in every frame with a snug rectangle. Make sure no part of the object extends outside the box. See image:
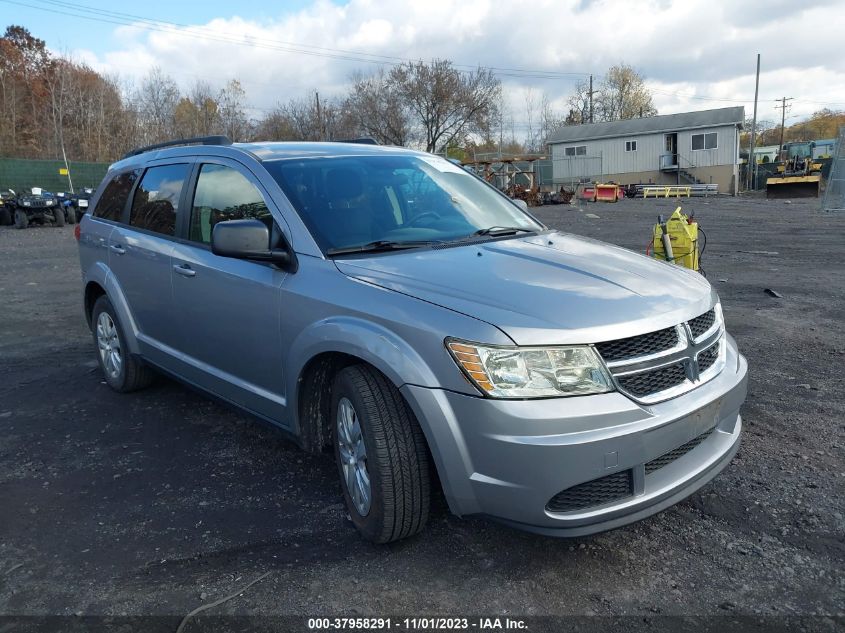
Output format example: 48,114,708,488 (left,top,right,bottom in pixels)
0,158,109,193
